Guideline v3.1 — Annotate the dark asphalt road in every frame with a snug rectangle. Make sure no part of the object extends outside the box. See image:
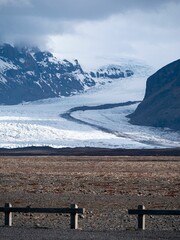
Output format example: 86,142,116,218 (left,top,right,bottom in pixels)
0,227,180,240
